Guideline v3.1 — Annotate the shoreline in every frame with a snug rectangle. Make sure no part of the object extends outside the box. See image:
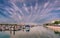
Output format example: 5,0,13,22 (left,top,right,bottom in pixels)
46,26,60,32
